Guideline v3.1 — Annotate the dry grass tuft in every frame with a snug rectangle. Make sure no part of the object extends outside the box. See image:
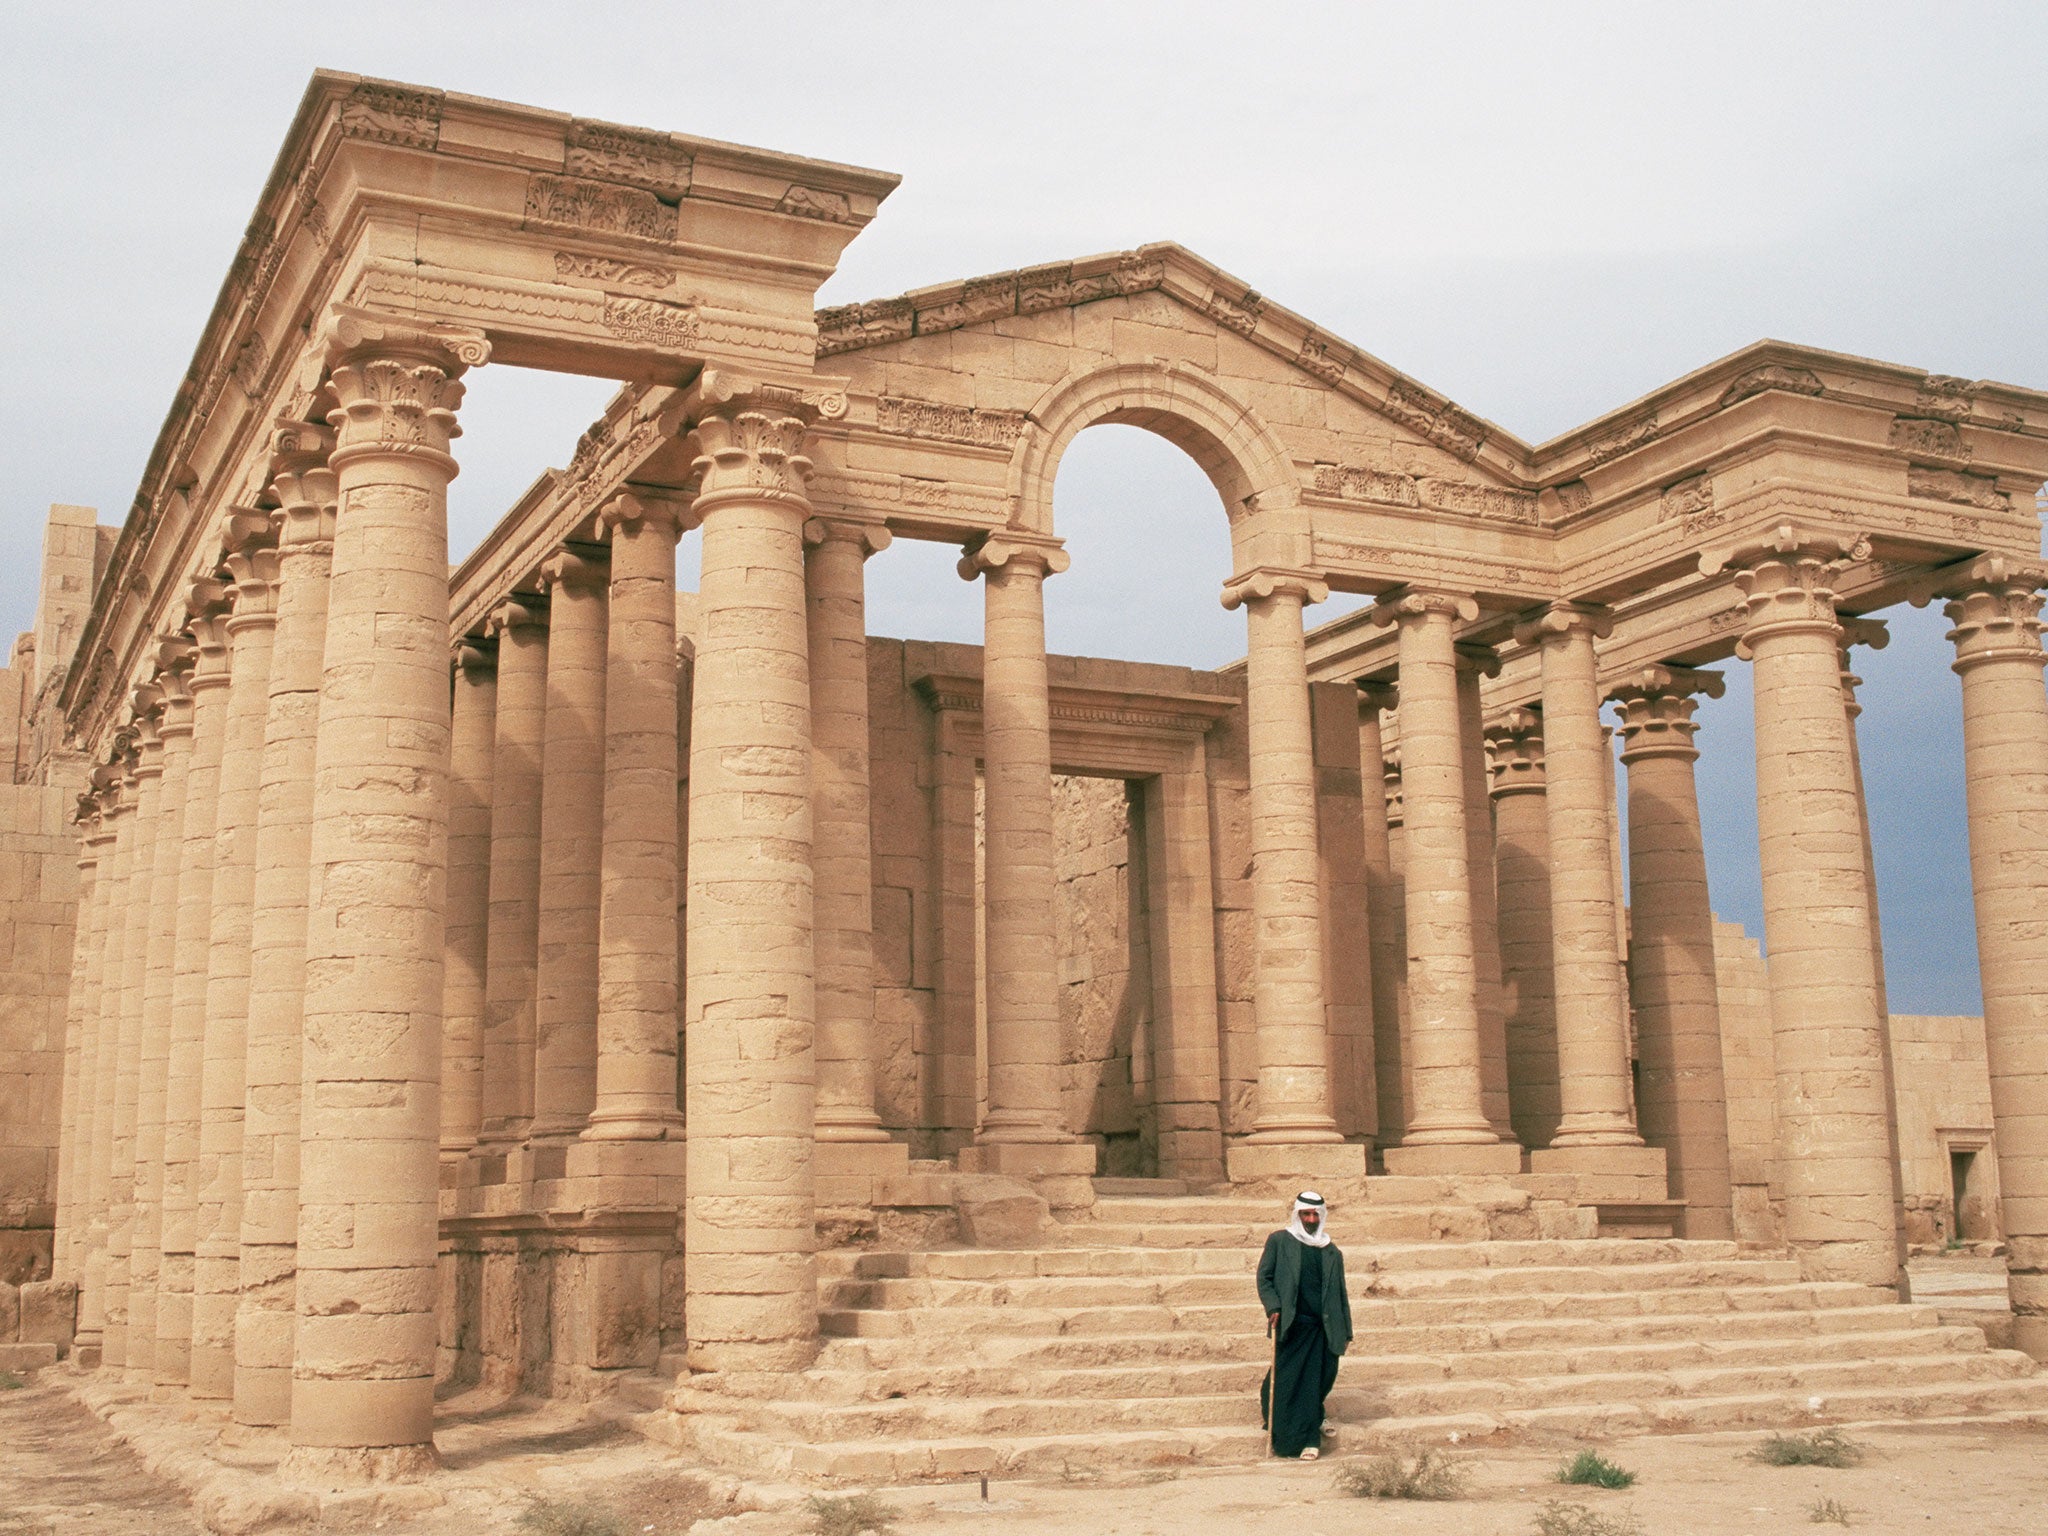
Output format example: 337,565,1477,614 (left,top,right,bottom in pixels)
513,1495,629,1536
1555,1449,1637,1489
806,1491,898,1536
1334,1449,1469,1500
1750,1428,1867,1468
1531,1498,1646,1536
1810,1495,1854,1526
